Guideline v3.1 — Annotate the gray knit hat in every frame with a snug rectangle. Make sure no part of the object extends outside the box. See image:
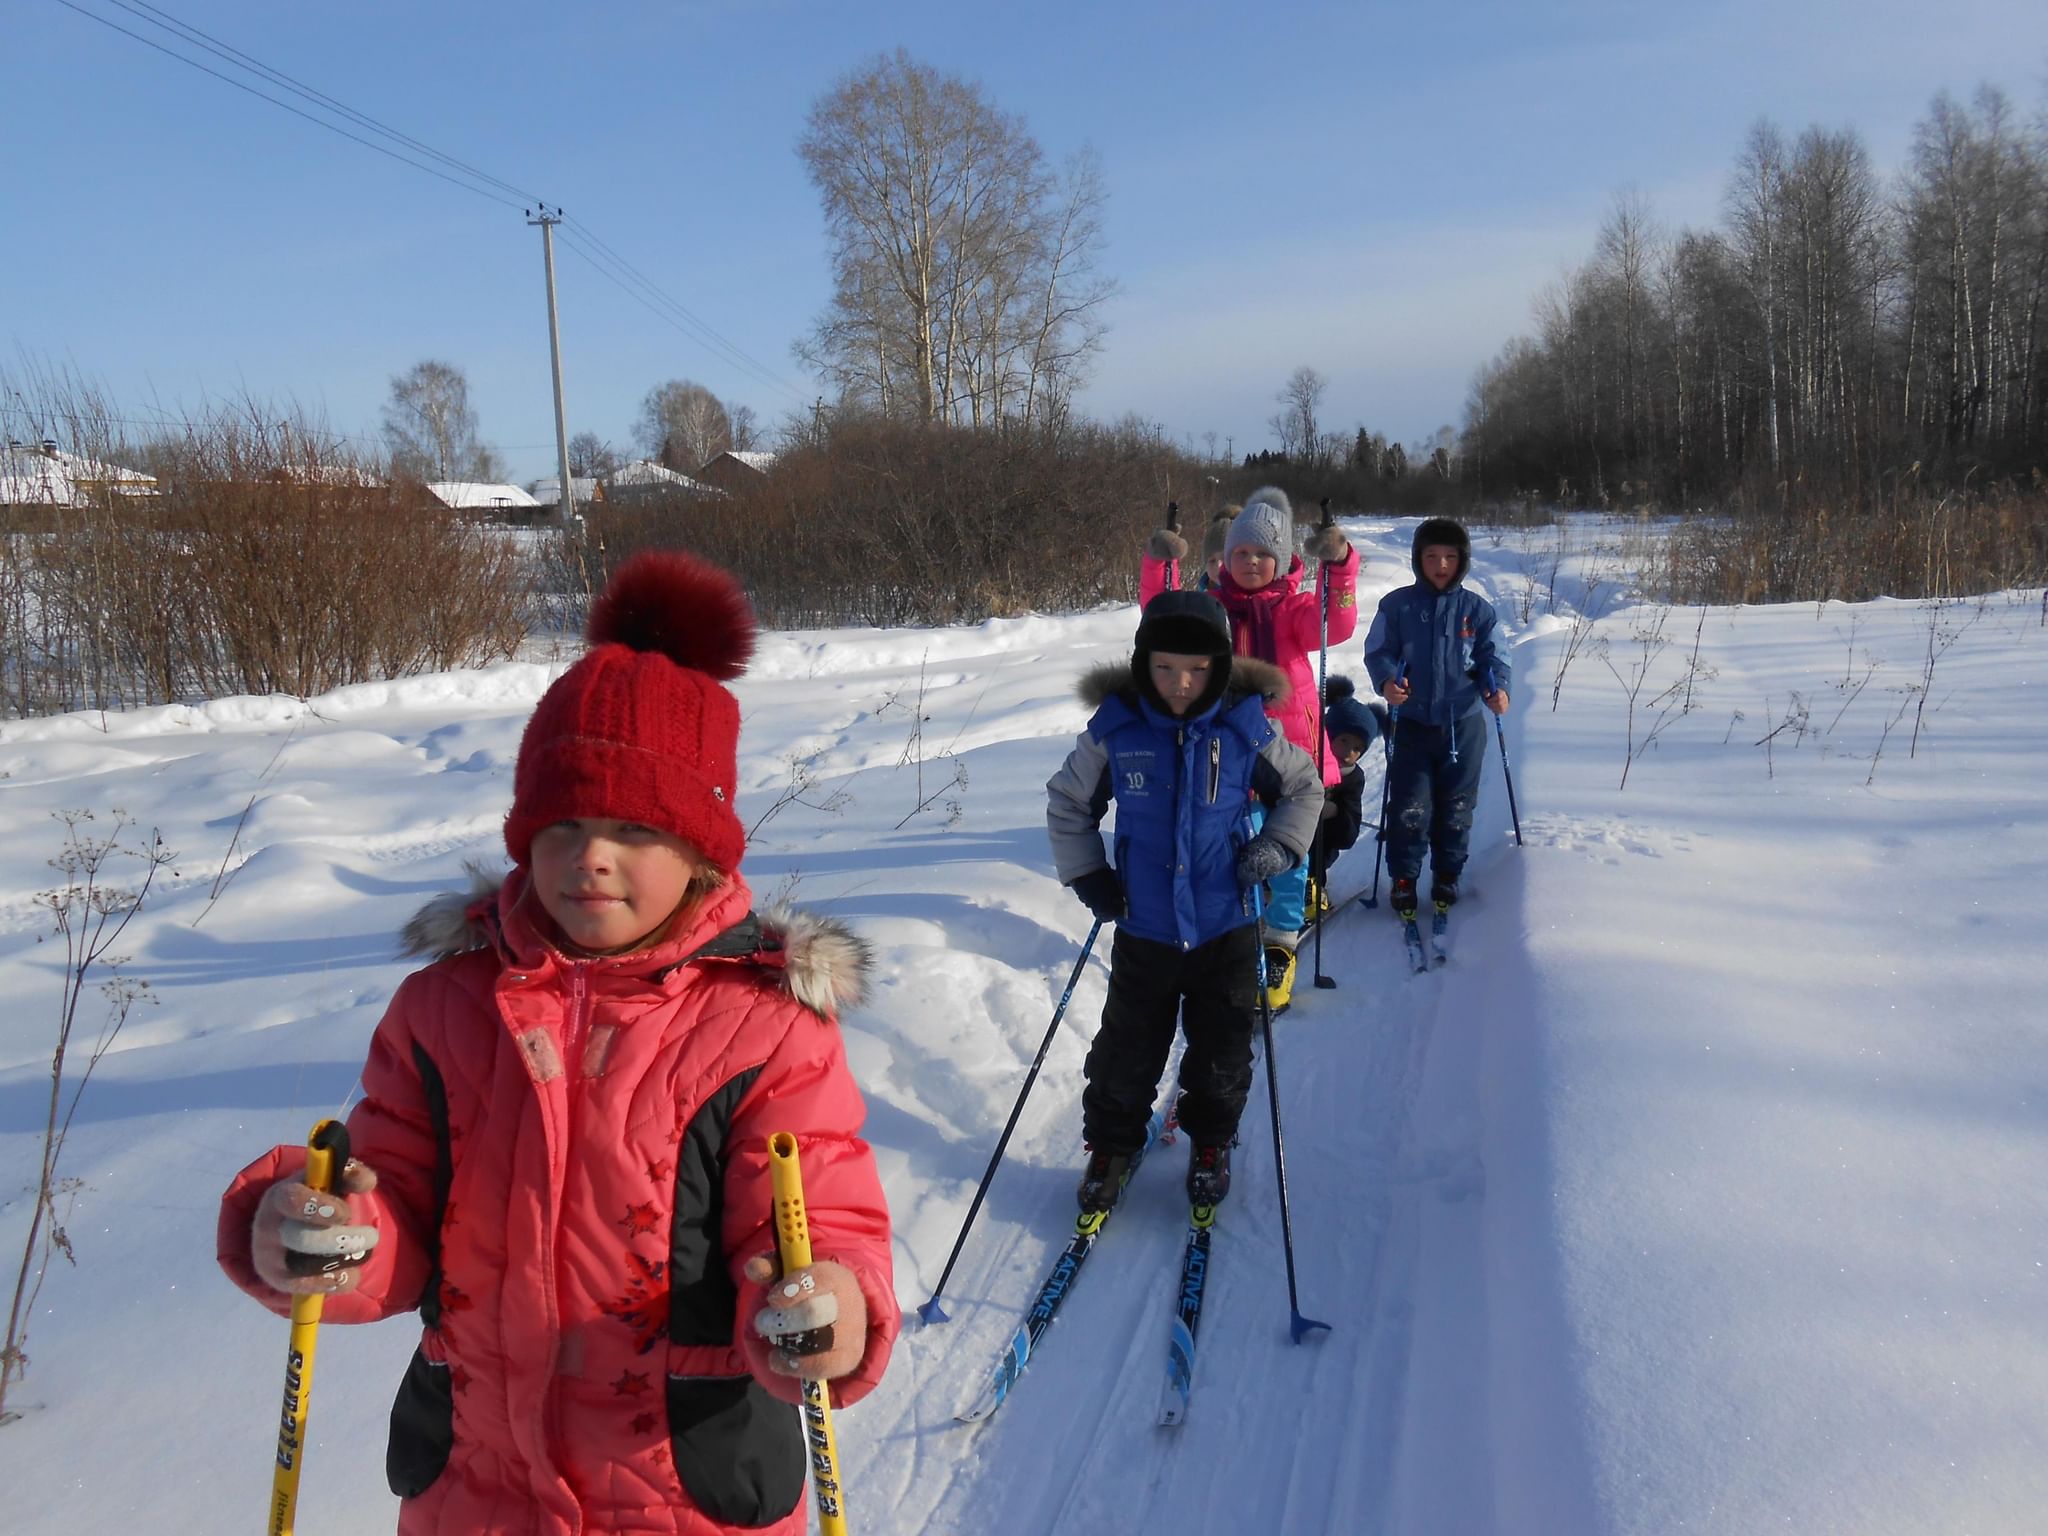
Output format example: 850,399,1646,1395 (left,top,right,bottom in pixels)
1226,488,1294,560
